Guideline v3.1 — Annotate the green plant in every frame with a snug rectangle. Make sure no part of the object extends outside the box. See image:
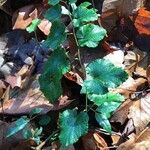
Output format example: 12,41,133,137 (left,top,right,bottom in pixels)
7,0,128,148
